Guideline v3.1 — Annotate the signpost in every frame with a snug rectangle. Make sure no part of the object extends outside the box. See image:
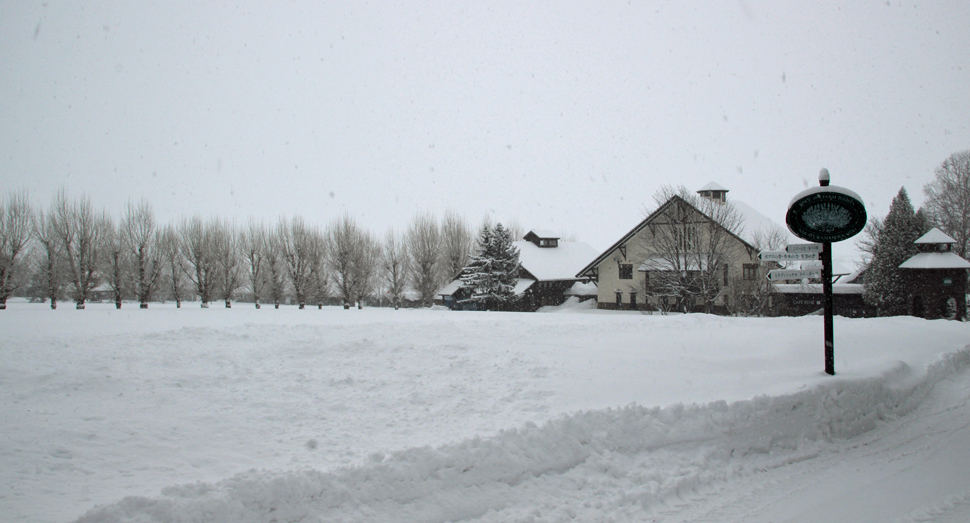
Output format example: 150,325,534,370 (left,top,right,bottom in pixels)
758,251,819,261
786,243,823,254
767,268,822,280
783,169,866,375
